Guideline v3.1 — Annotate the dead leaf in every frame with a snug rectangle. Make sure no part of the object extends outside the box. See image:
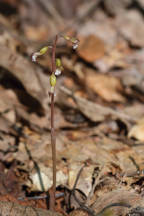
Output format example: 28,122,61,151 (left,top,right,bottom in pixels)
85,69,125,102
27,163,67,192
128,117,144,141
77,35,105,63
92,189,144,216
0,200,62,216
24,25,50,41
94,45,129,73
137,0,144,8
104,0,131,15
69,209,88,216
60,86,136,122
116,10,144,47
78,16,117,46
0,42,49,109
68,163,95,196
